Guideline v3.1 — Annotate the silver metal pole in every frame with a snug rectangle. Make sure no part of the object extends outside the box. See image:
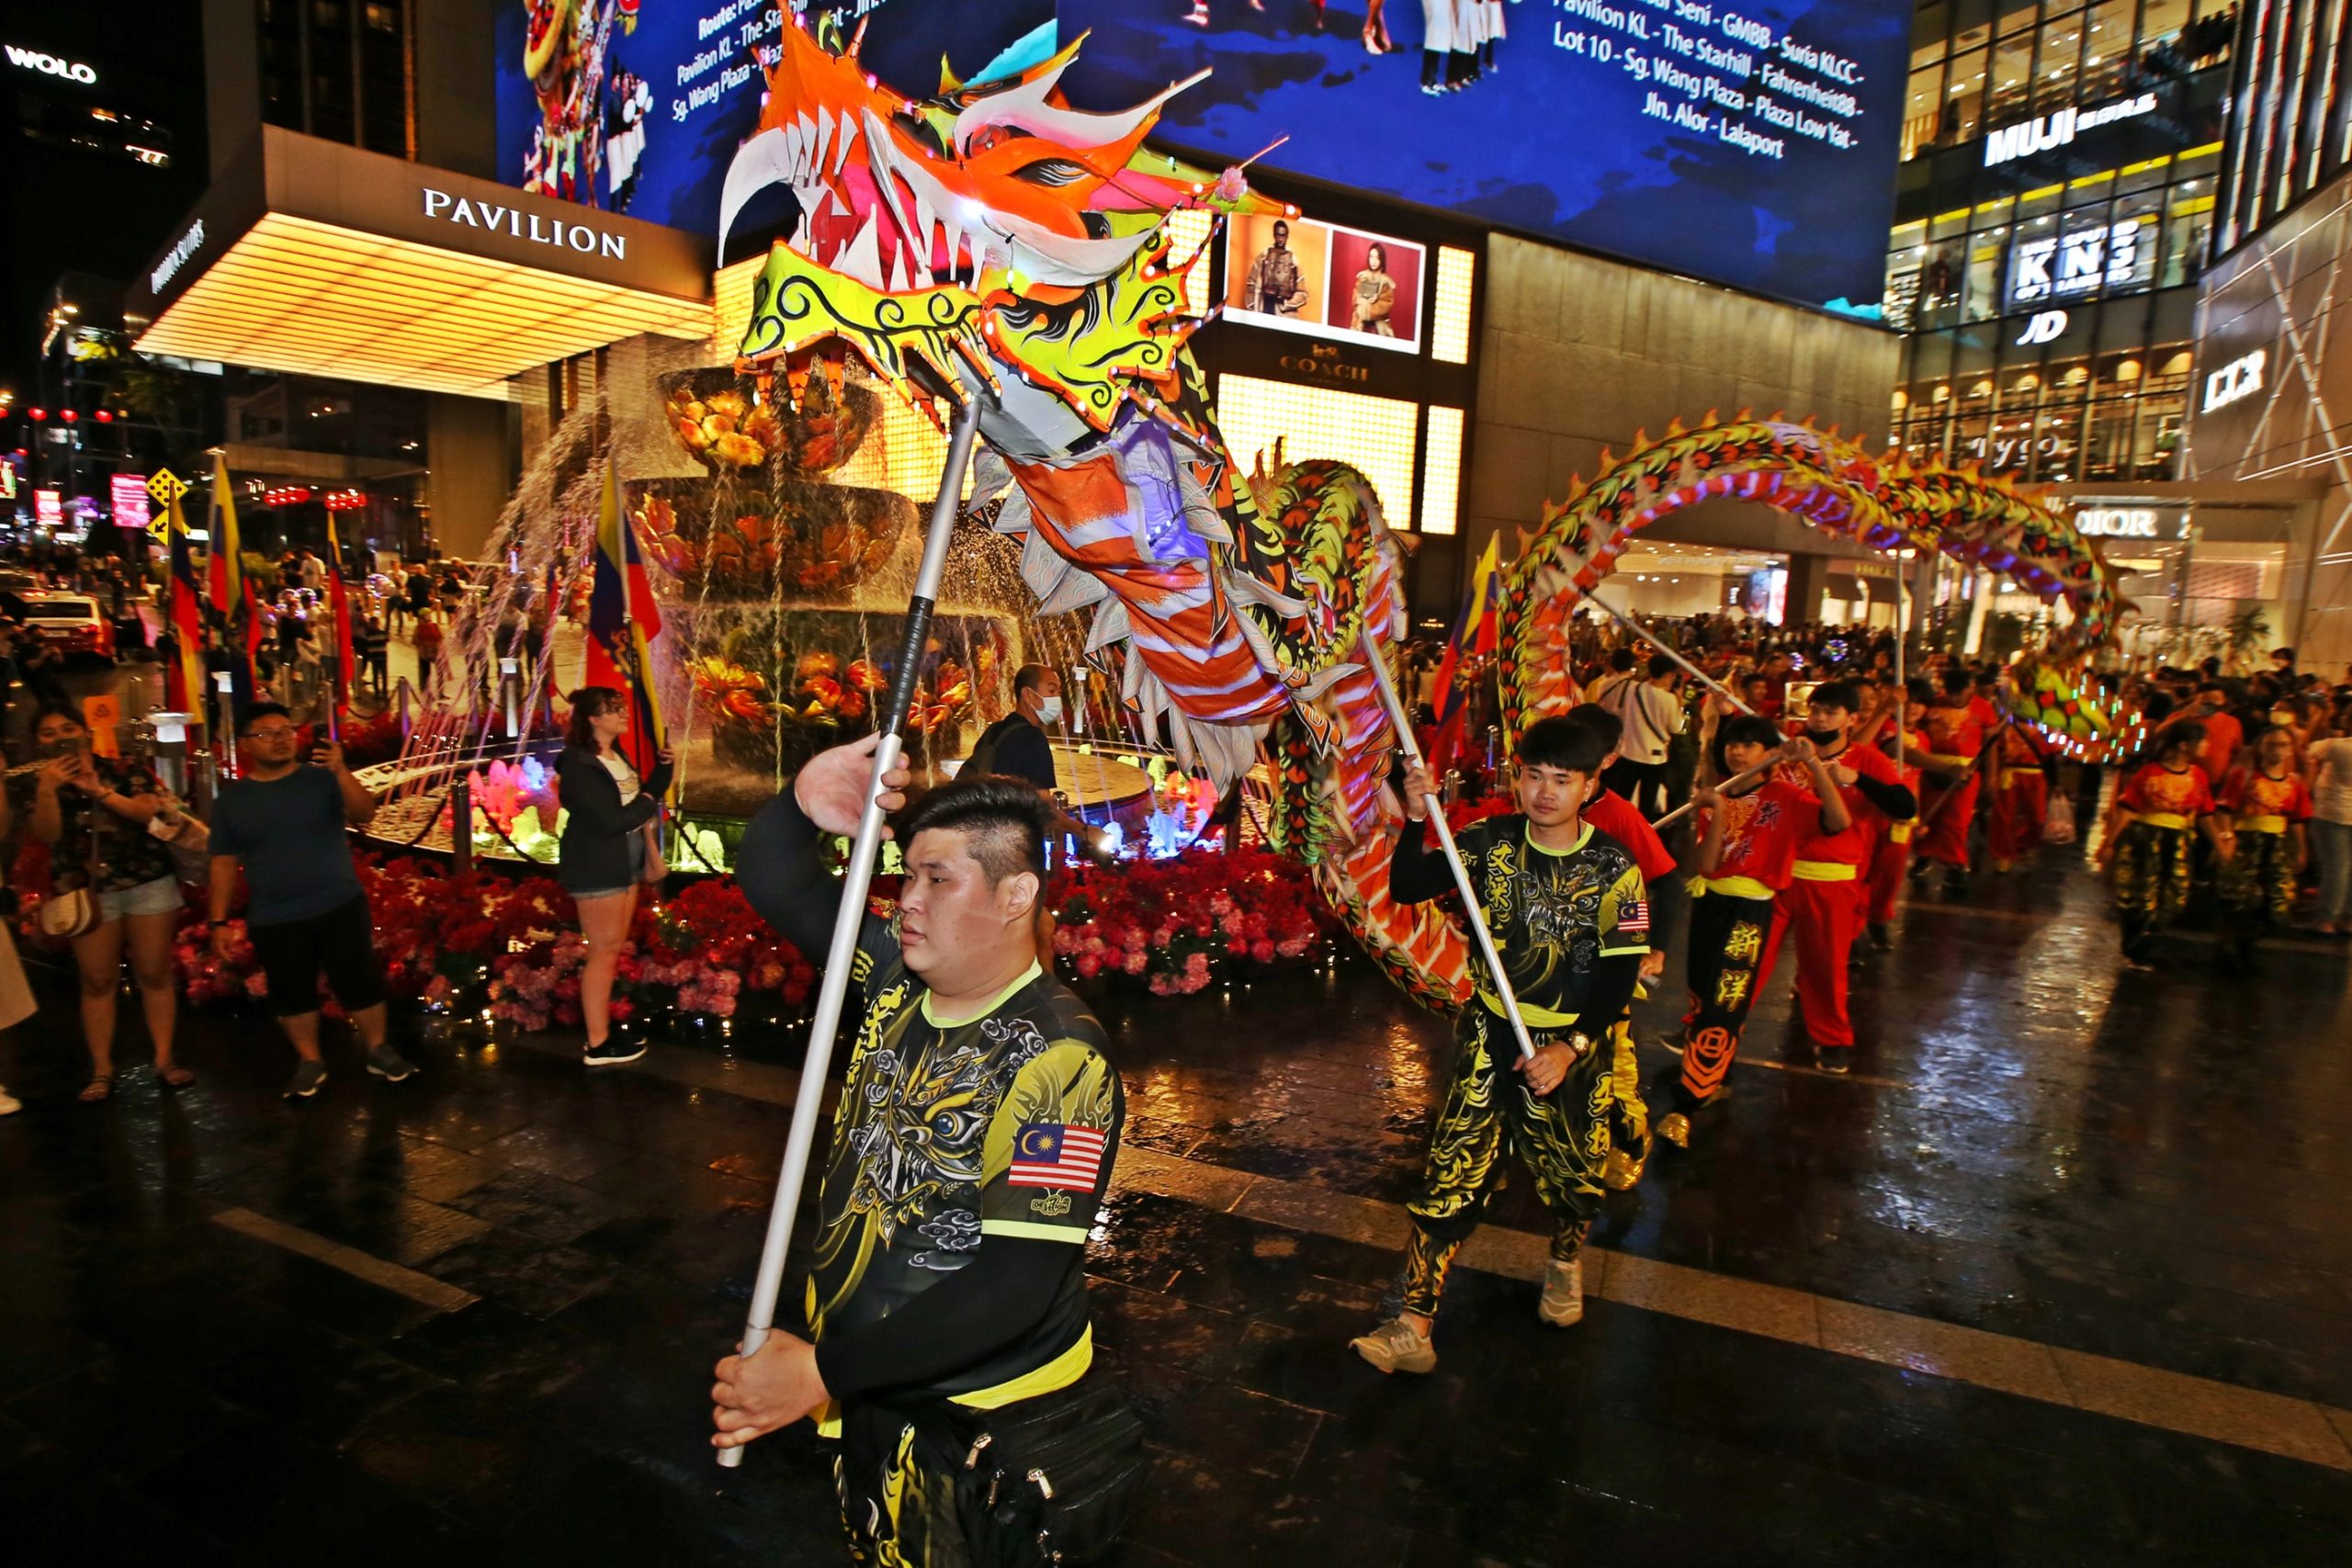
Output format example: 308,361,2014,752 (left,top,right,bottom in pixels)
718,396,981,1471
1364,644,1539,1064
1581,583,1757,716
1650,755,1778,831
